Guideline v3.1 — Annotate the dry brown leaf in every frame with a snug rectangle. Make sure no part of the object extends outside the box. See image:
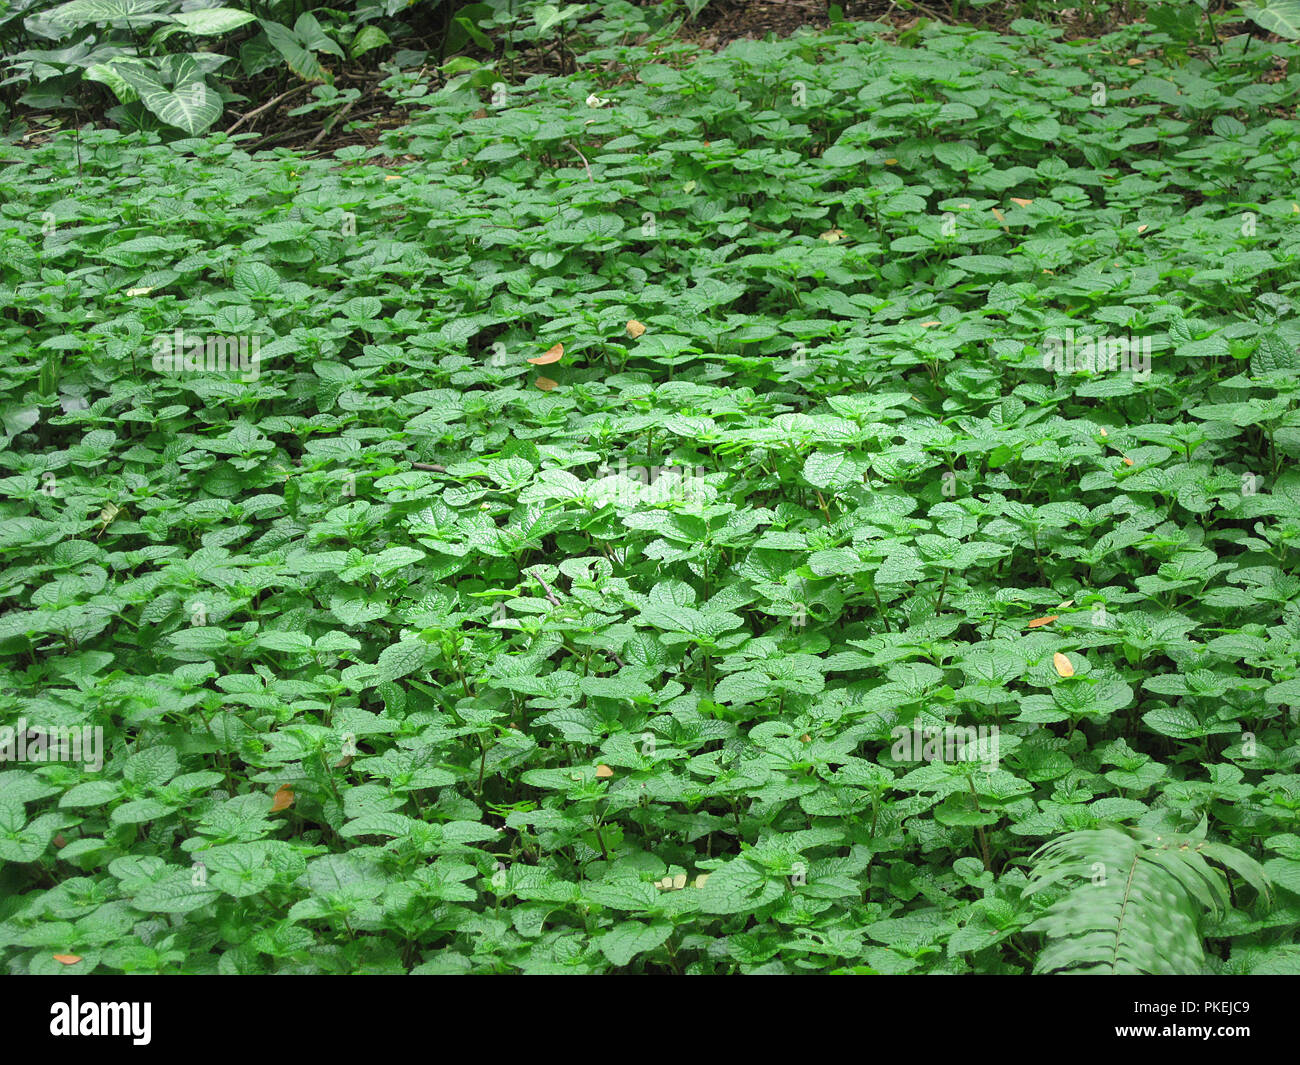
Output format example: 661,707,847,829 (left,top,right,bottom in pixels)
529,343,564,365
334,754,353,769
1099,427,1108,437
800,733,812,743
819,228,845,242
270,785,294,813
53,954,82,965
1028,615,1059,628
1137,224,1149,234
920,320,942,328
595,764,614,778
1122,456,1134,466
1053,652,1075,677
626,319,646,338
535,376,558,391
53,833,66,848
1127,57,1144,65
991,207,1006,223
1056,599,1075,610
883,158,898,165
1011,197,1033,207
